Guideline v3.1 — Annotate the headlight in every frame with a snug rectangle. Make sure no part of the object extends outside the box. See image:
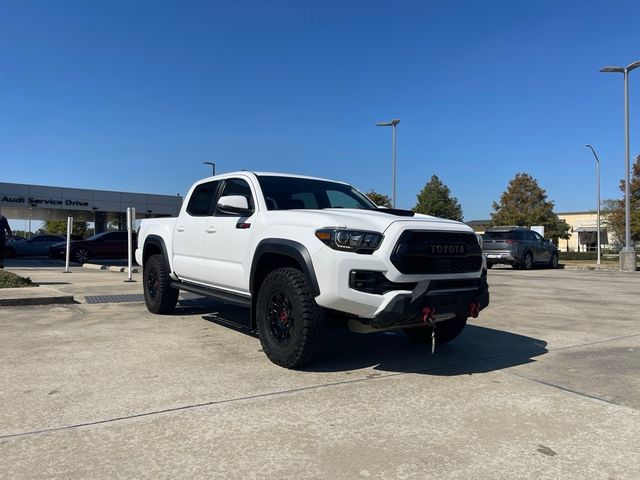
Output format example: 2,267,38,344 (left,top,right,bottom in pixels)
315,228,383,253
